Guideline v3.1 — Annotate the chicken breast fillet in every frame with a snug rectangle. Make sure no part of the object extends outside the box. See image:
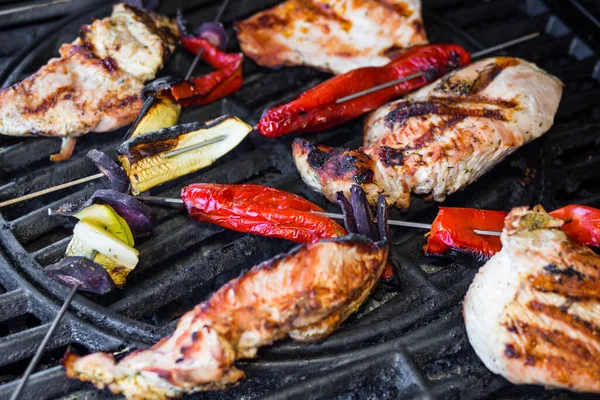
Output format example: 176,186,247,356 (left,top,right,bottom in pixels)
64,235,388,399
0,3,177,160
464,206,600,393
293,57,563,208
235,0,427,75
